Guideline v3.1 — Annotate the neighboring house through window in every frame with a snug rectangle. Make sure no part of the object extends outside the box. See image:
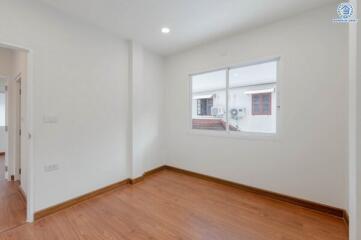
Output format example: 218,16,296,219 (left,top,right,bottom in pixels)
191,59,278,134
197,98,213,116
252,93,272,115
